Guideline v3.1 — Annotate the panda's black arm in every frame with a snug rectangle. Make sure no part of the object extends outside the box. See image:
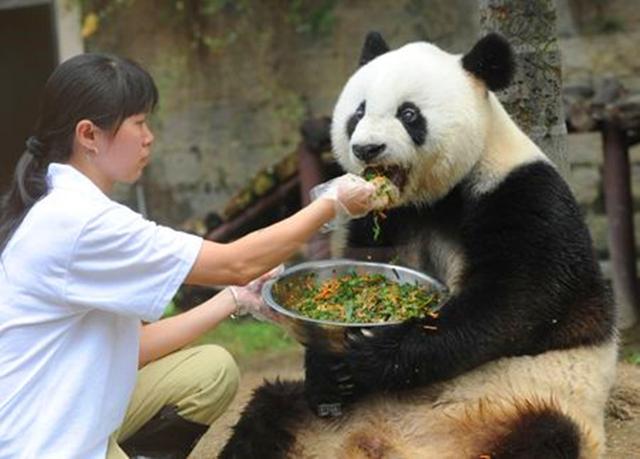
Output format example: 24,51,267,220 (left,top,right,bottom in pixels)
341,163,613,393
343,283,534,392
302,281,525,405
